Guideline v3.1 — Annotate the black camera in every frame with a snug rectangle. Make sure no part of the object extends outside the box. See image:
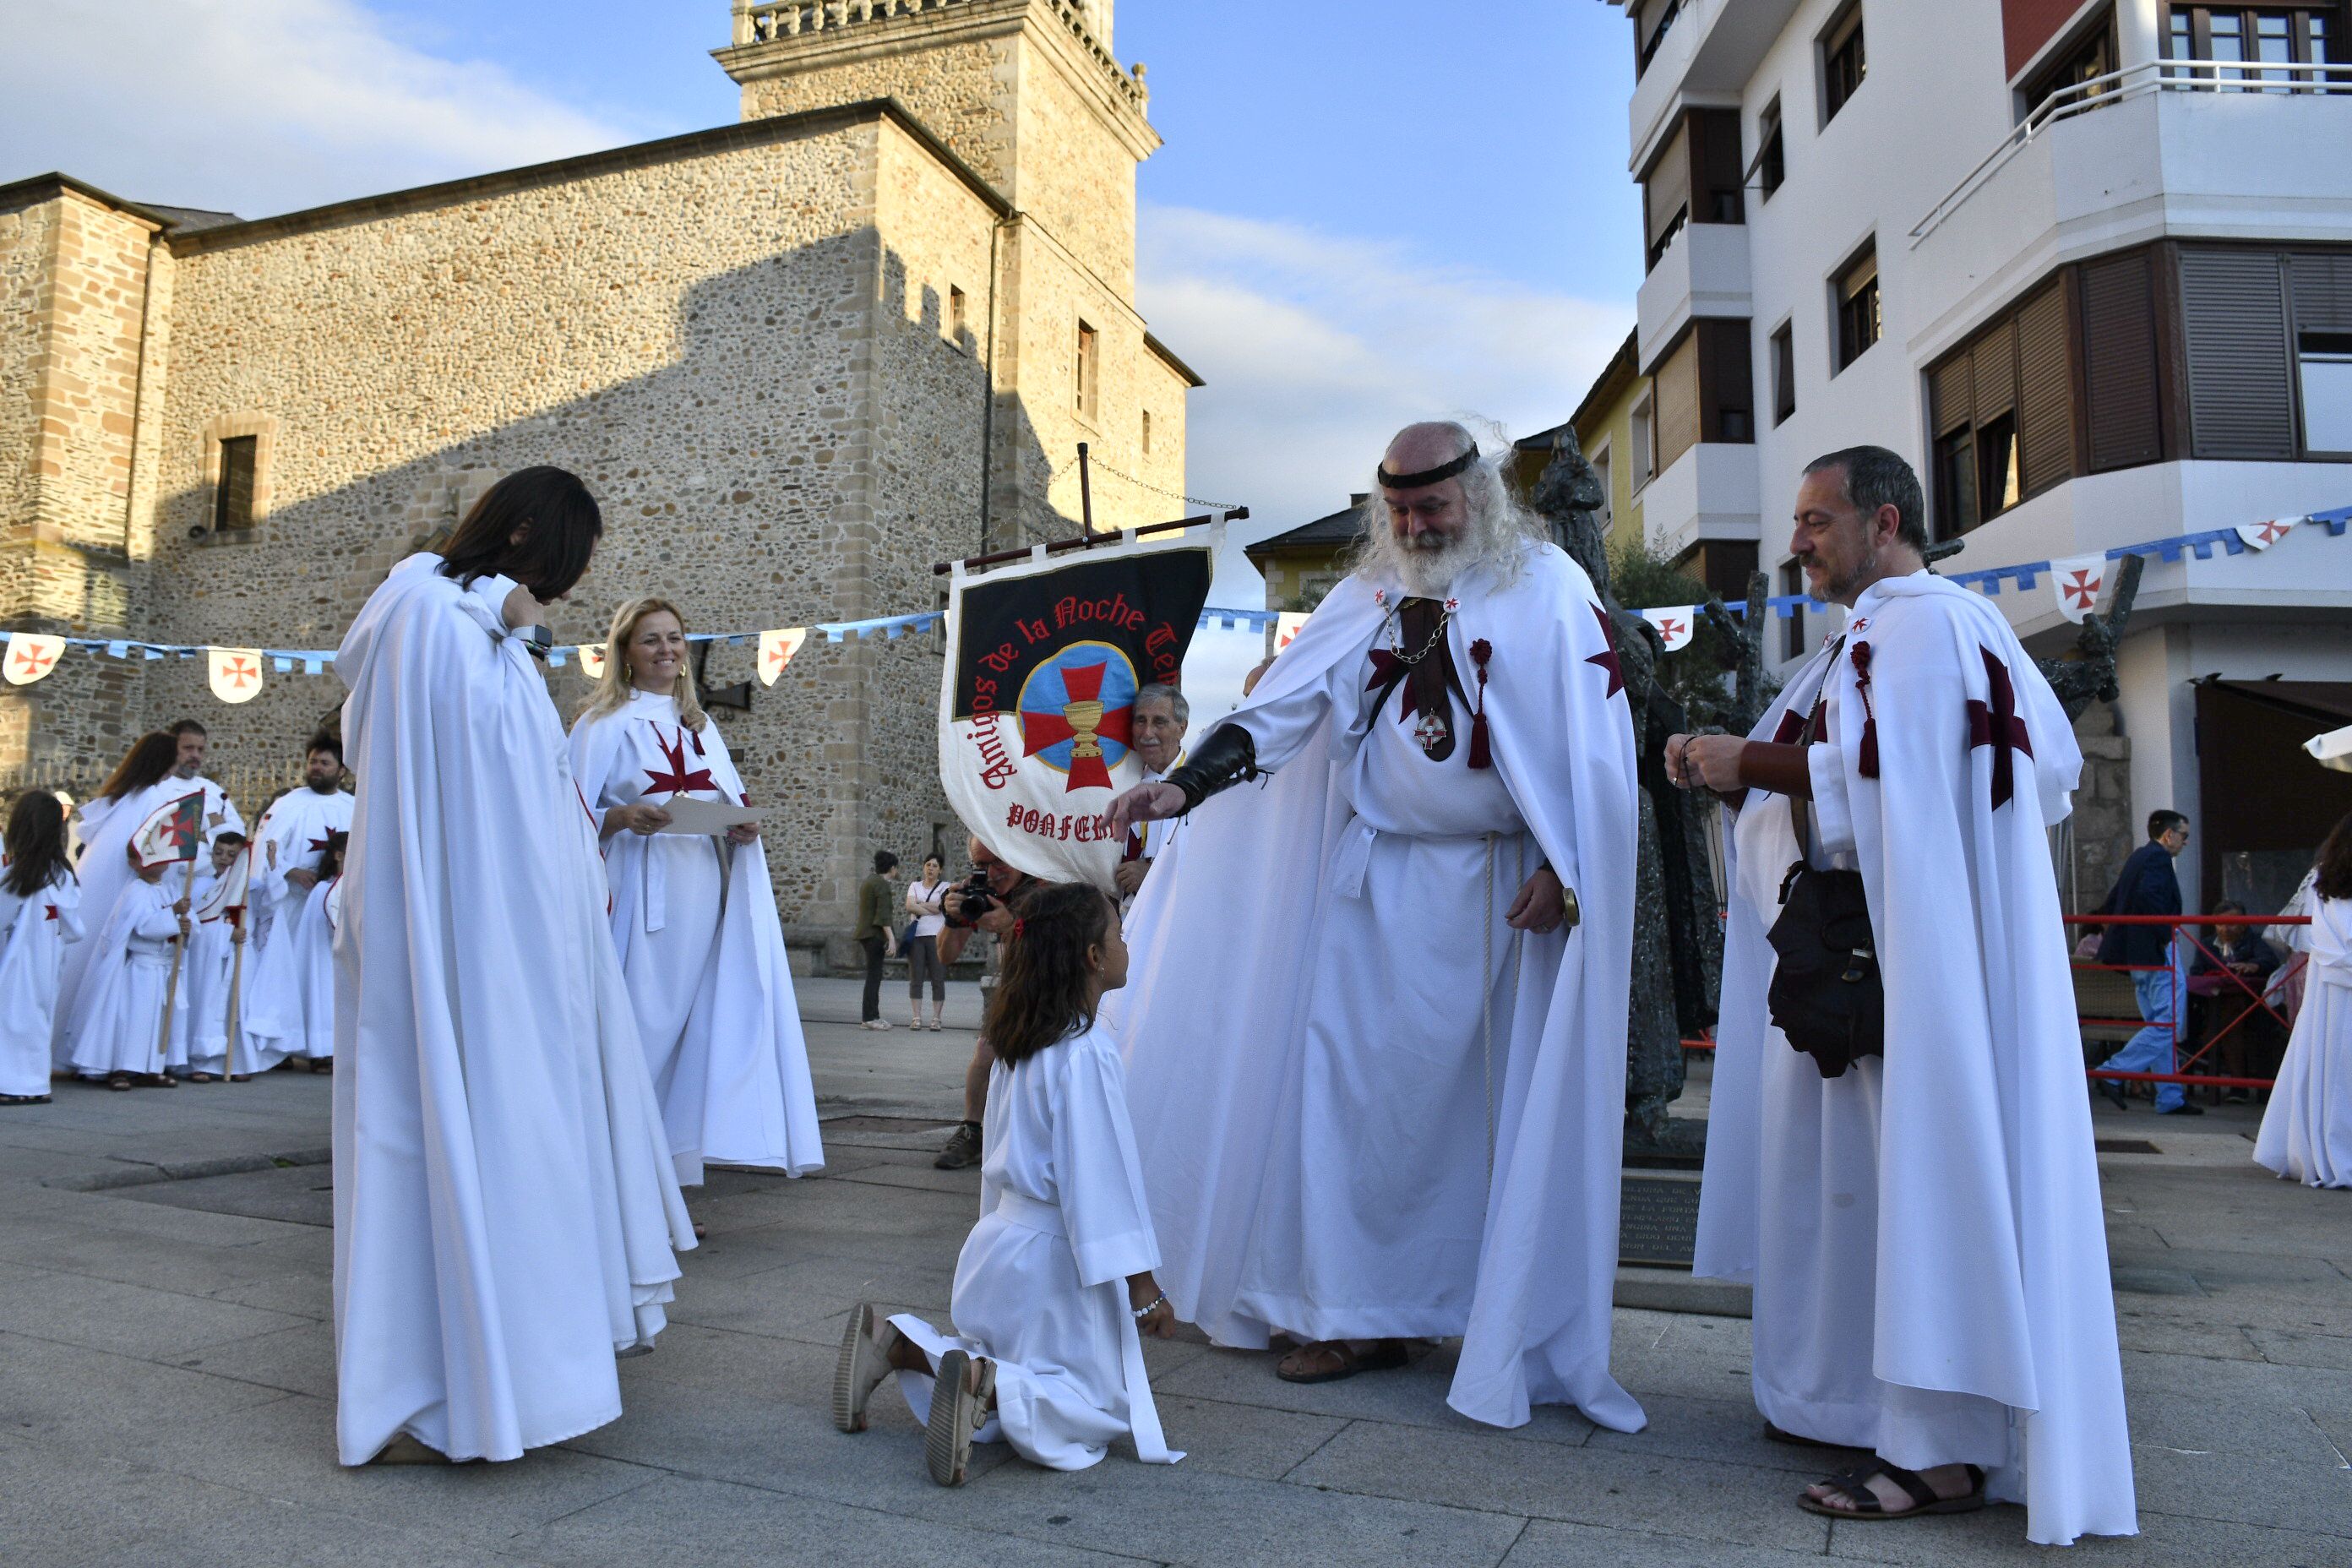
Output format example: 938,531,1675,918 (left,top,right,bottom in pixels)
955,868,999,922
